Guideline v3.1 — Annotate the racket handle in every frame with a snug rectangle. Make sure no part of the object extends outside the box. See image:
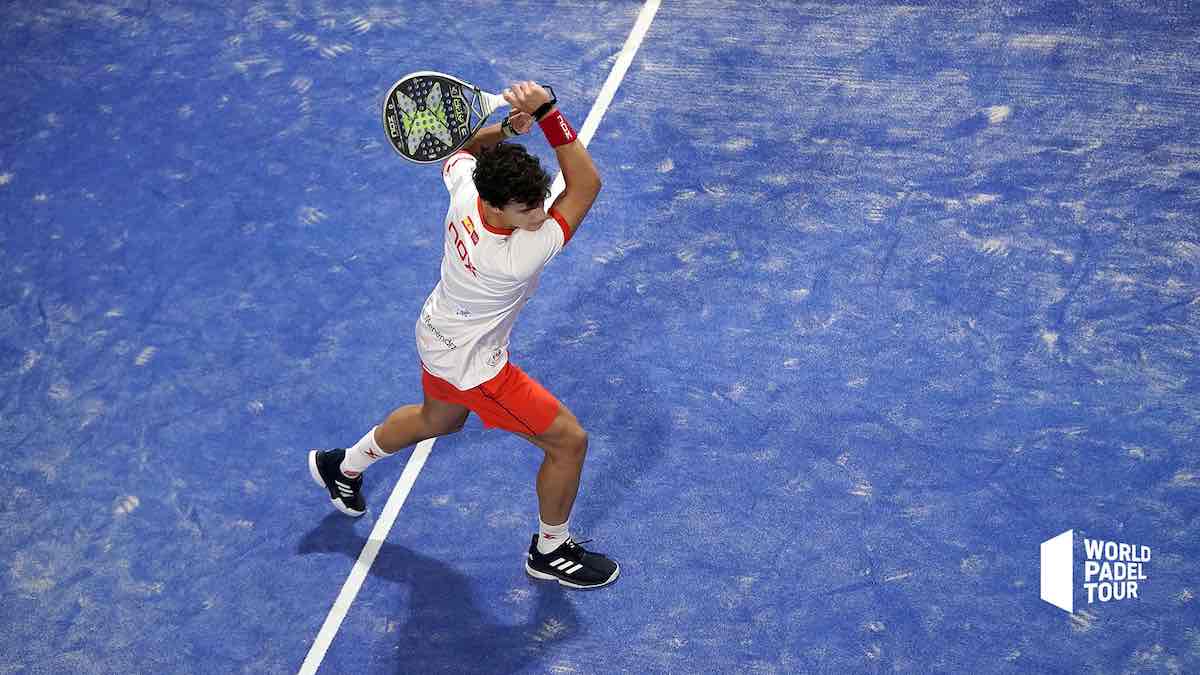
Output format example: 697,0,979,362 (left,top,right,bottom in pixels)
480,91,509,117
